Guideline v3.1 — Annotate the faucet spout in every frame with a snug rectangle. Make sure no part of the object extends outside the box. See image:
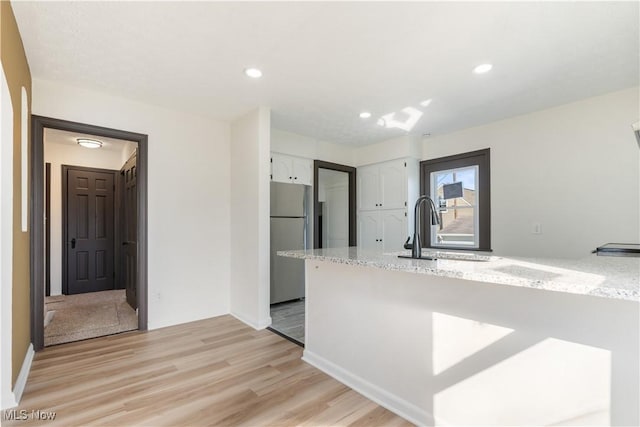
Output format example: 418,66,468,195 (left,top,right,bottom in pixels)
408,195,440,259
